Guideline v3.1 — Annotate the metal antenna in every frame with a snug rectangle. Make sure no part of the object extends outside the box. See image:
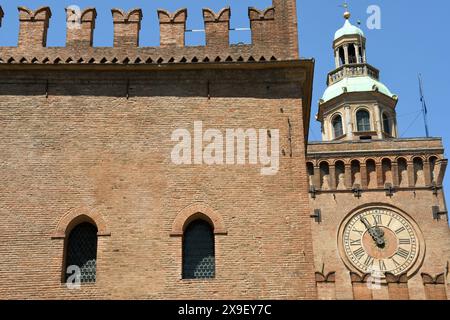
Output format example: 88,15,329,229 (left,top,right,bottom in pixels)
418,74,430,137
